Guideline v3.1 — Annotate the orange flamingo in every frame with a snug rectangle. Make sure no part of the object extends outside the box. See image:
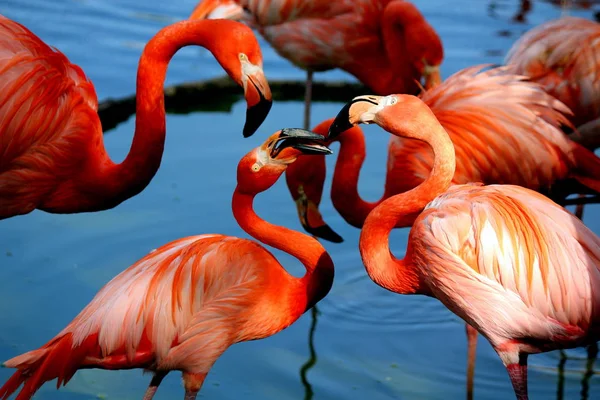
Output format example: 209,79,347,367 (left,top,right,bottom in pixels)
0,15,272,220
505,16,600,146
285,65,600,397
189,0,443,129
0,128,334,400
286,65,600,239
328,93,600,400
